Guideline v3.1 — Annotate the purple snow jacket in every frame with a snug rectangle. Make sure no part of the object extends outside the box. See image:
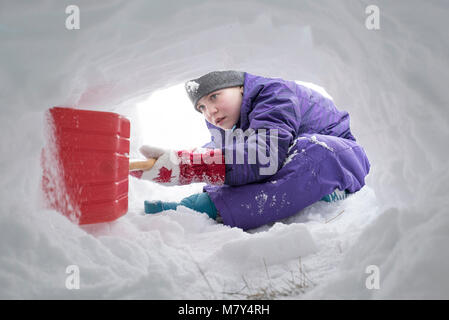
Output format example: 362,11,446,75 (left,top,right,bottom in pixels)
202,72,370,230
